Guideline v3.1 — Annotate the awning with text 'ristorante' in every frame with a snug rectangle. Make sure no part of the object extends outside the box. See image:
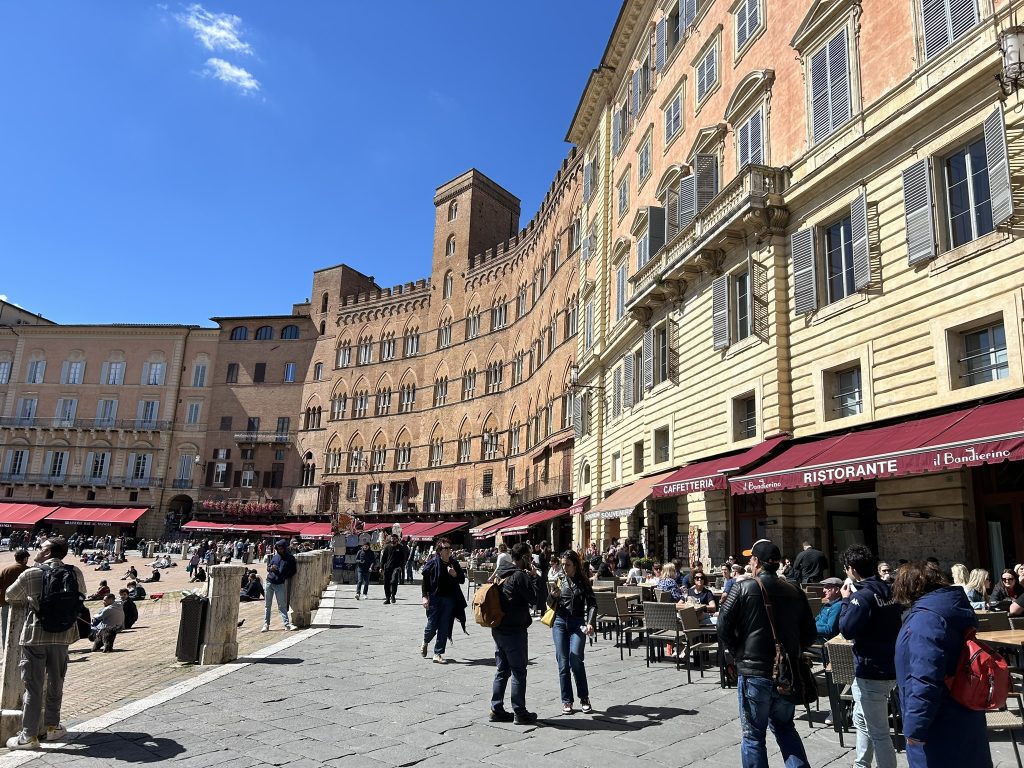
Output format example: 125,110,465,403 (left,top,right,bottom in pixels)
729,398,1024,495
44,506,149,526
651,436,788,499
